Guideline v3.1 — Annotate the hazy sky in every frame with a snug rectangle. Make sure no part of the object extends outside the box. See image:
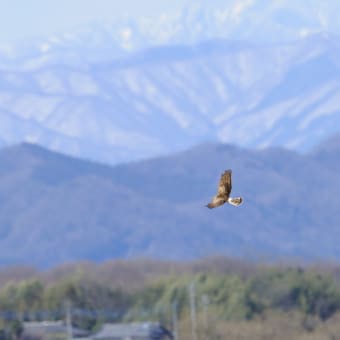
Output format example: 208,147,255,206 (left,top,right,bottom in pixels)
0,0,230,44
